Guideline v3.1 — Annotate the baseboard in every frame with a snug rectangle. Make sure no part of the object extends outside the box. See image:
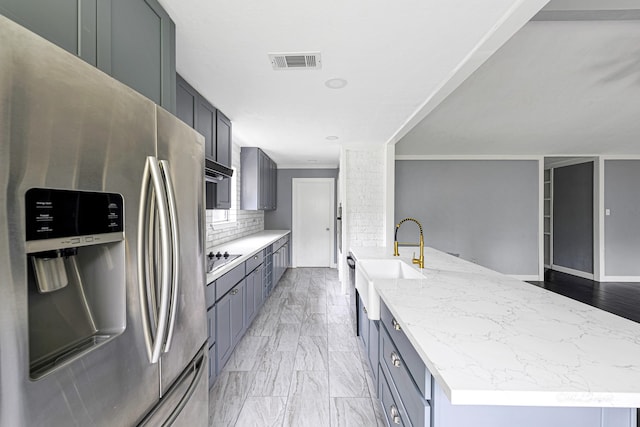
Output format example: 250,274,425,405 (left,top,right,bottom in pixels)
601,276,640,283
551,265,594,280
509,275,542,281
